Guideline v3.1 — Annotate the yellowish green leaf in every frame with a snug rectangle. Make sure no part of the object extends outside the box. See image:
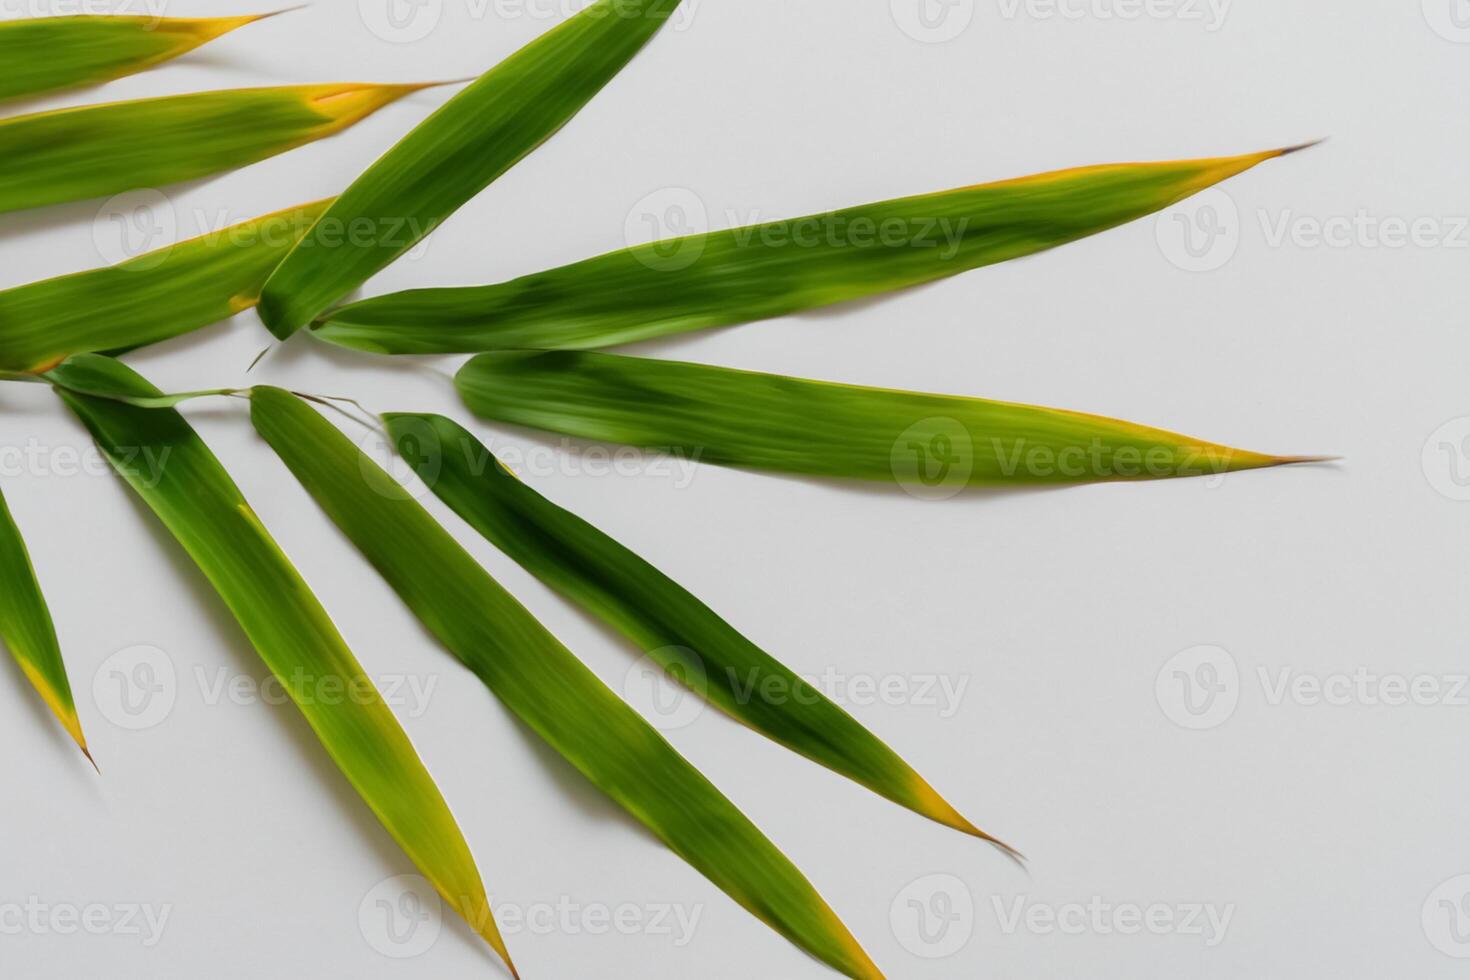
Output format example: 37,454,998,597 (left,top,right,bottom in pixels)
251,386,884,980
0,199,333,373
457,350,1327,489
258,0,685,338
0,83,437,214
314,146,1312,353
48,355,516,976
